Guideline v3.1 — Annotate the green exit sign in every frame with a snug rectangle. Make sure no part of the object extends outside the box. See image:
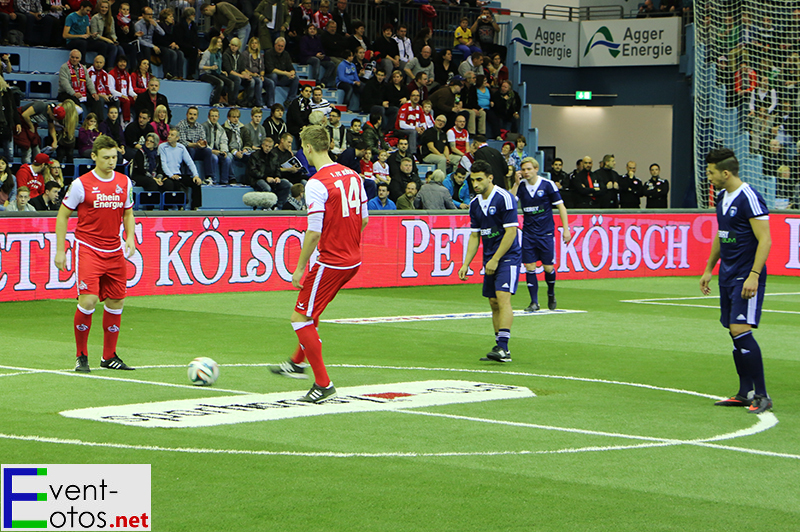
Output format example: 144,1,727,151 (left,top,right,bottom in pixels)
576,91,593,100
